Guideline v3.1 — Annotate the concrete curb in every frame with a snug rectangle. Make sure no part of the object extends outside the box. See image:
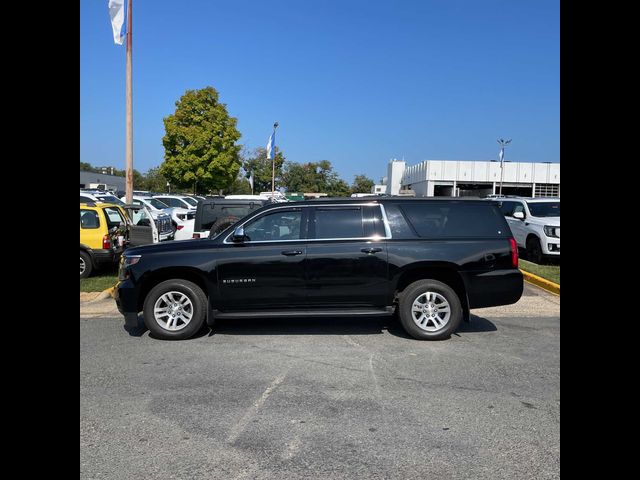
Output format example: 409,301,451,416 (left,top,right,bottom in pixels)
80,286,116,304
520,269,560,296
